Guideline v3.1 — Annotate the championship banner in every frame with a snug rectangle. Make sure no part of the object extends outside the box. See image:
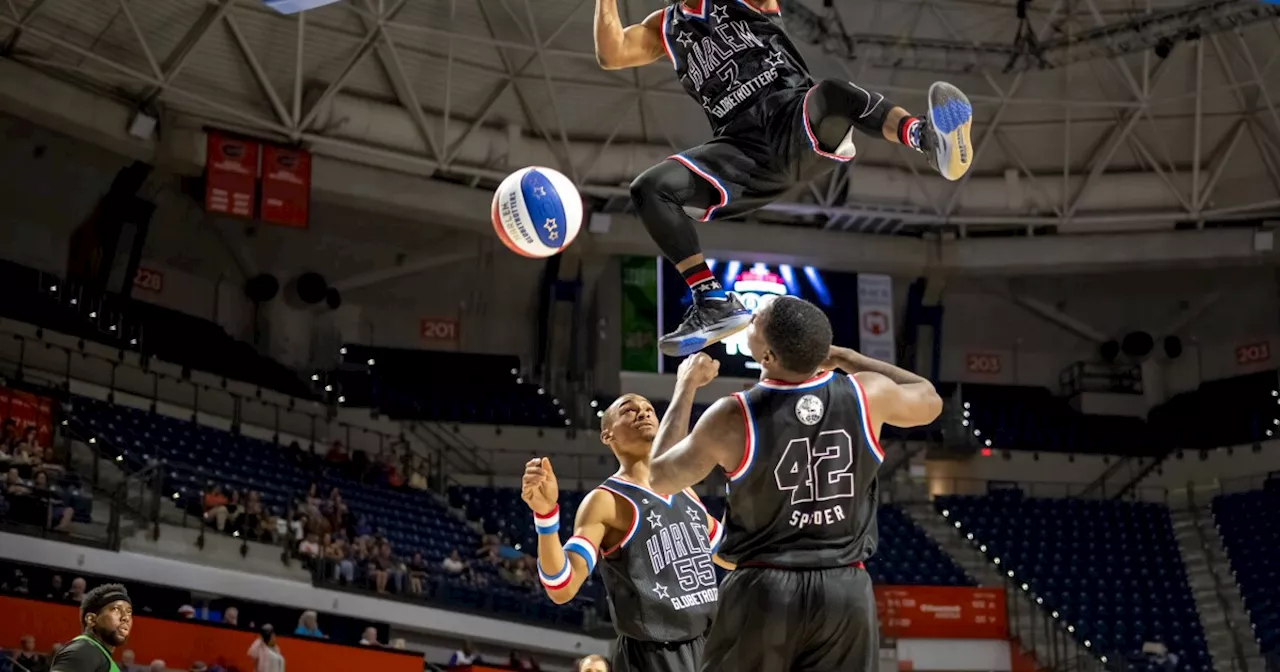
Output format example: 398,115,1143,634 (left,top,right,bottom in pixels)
620,256,660,372
0,387,54,448
204,132,258,218
858,273,897,365
876,586,1008,640
260,145,312,229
